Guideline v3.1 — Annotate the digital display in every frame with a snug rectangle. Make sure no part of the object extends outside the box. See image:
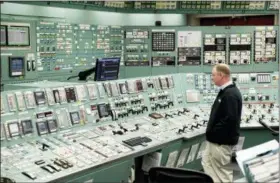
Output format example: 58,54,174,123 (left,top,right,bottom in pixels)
21,119,33,135
36,121,48,135
24,91,36,109
159,77,167,89
119,83,128,94
9,57,25,77
8,122,20,137
65,87,77,103
56,109,70,129
103,83,112,97
34,91,46,105
110,82,119,97
136,80,143,91
45,88,55,105
70,111,80,125
58,88,67,103
15,92,26,111
97,103,110,118
1,25,7,46
76,85,86,101
94,57,120,81
53,89,60,103
167,76,174,88
36,112,45,119
47,119,57,133
8,26,30,46
7,93,17,112
87,84,98,100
